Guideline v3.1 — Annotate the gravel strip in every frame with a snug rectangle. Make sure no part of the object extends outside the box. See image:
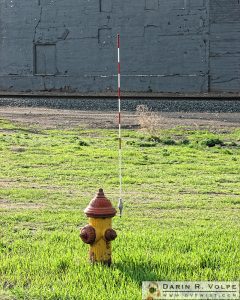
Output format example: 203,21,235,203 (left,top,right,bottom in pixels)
0,97,240,113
